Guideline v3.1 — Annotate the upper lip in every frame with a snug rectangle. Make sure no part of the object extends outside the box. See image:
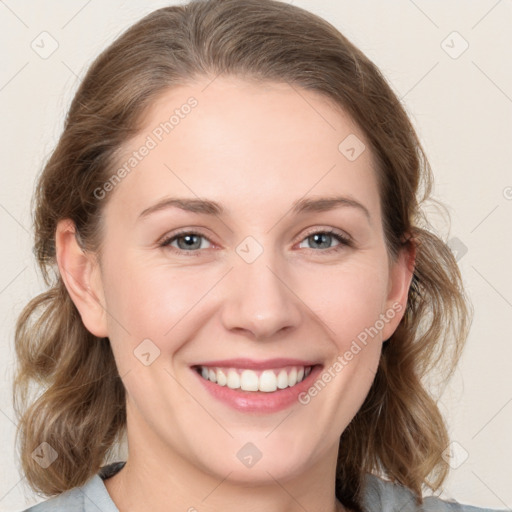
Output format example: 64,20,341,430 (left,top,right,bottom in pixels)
192,358,320,370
